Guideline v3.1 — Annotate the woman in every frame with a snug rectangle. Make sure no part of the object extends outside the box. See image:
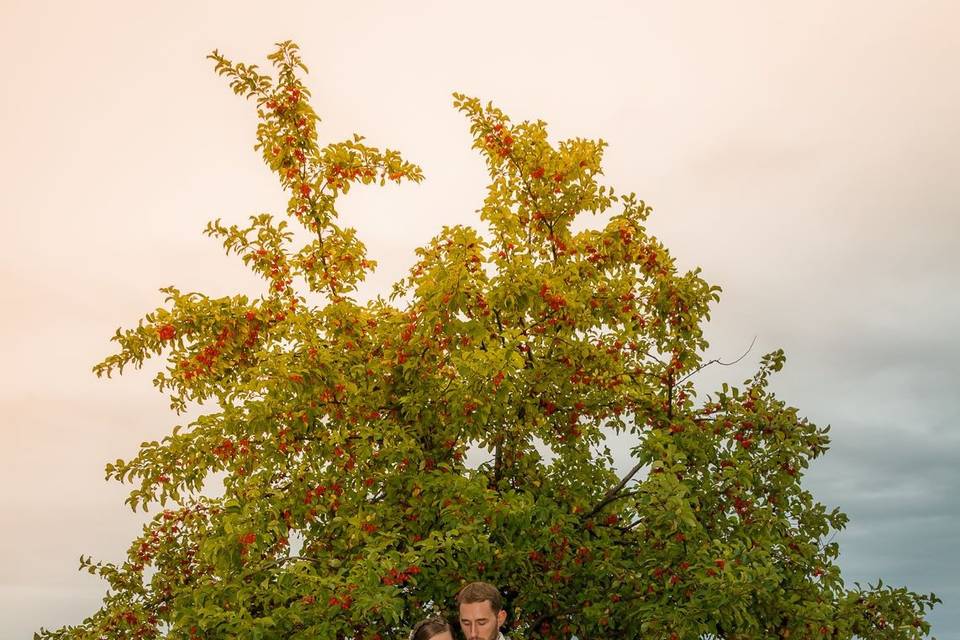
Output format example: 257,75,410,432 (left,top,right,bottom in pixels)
410,615,453,640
